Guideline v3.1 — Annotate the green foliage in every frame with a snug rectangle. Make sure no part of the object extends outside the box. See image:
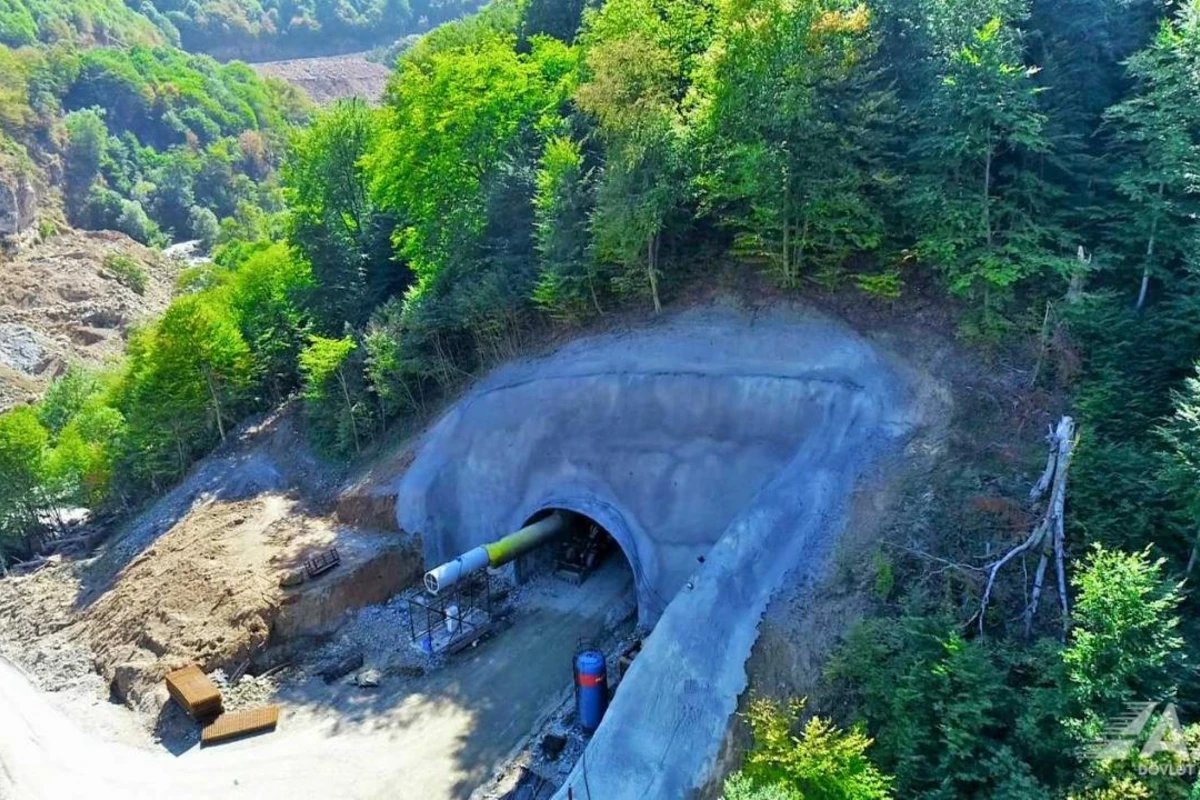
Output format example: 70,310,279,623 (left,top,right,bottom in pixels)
723,775,802,800
2,41,307,245
532,134,600,321
901,8,1068,317
144,0,483,58
829,615,1074,796
1065,288,1200,565
102,253,148,295
300,335,368,456
1158,364,1200,567
223,242,312,402
37,366,99,435
576,0,708,312
727,697,893,800
369,32,577,287
1102,5,1200,309
0,407,49,554
1063,546,1185,740
285,99,400,330
0,0,170,48
690,0,891,288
